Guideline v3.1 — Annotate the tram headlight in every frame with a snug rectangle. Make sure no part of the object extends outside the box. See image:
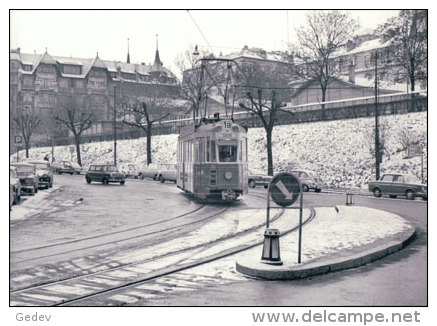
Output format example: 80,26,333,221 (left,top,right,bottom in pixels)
225,171,232,180
215,126,222,132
